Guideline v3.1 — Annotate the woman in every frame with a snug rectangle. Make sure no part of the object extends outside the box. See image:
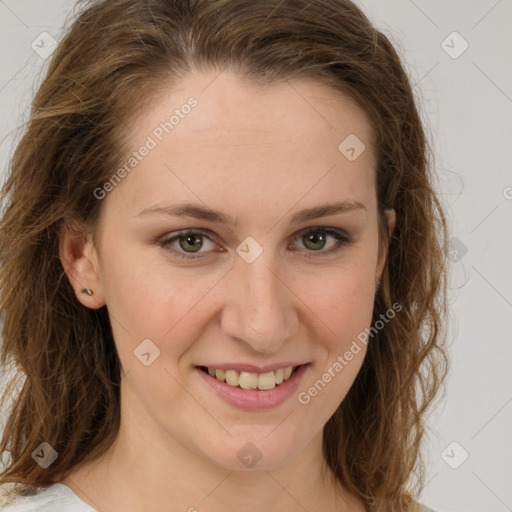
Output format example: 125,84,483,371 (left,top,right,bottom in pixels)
0,0,448,510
